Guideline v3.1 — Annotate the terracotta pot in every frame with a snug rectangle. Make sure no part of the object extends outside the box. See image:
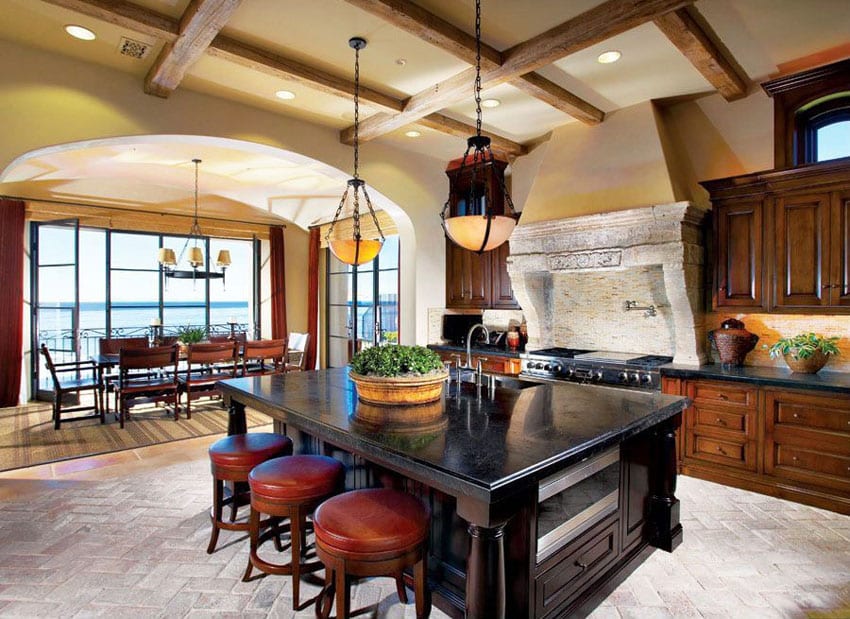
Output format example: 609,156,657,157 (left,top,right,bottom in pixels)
782,349,829,374
349,370,449,406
